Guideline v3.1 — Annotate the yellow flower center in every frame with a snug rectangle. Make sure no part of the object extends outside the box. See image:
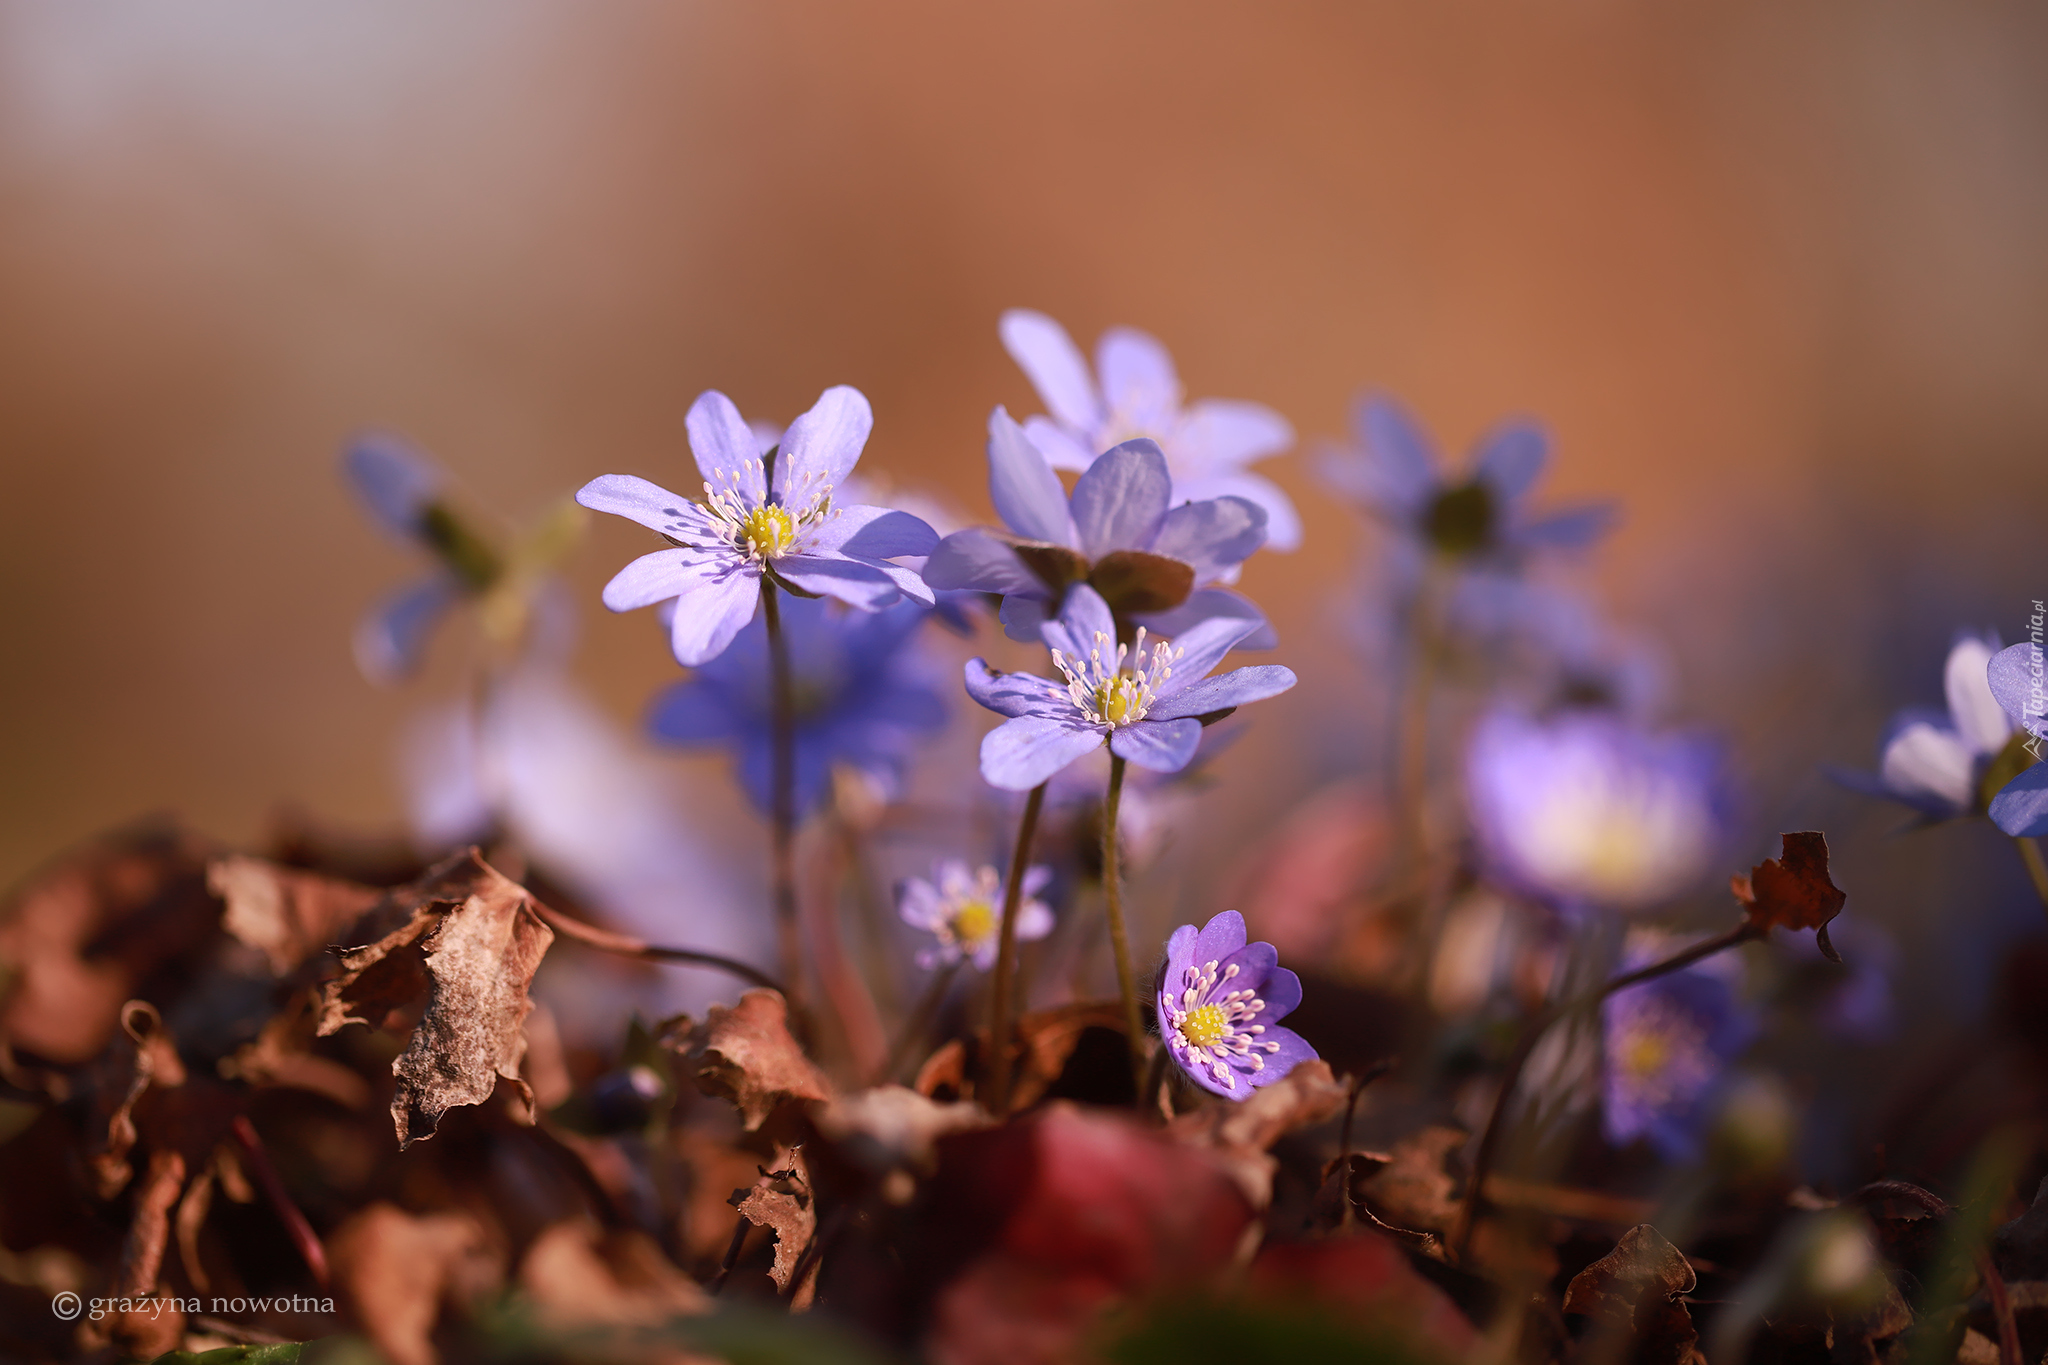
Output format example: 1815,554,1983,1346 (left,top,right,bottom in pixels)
1621,1032,1670,1081
1178,1003,1228,1050
737,505,797,560
951,900,995,950
1053,628,1181,729
1096,675,1145,726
